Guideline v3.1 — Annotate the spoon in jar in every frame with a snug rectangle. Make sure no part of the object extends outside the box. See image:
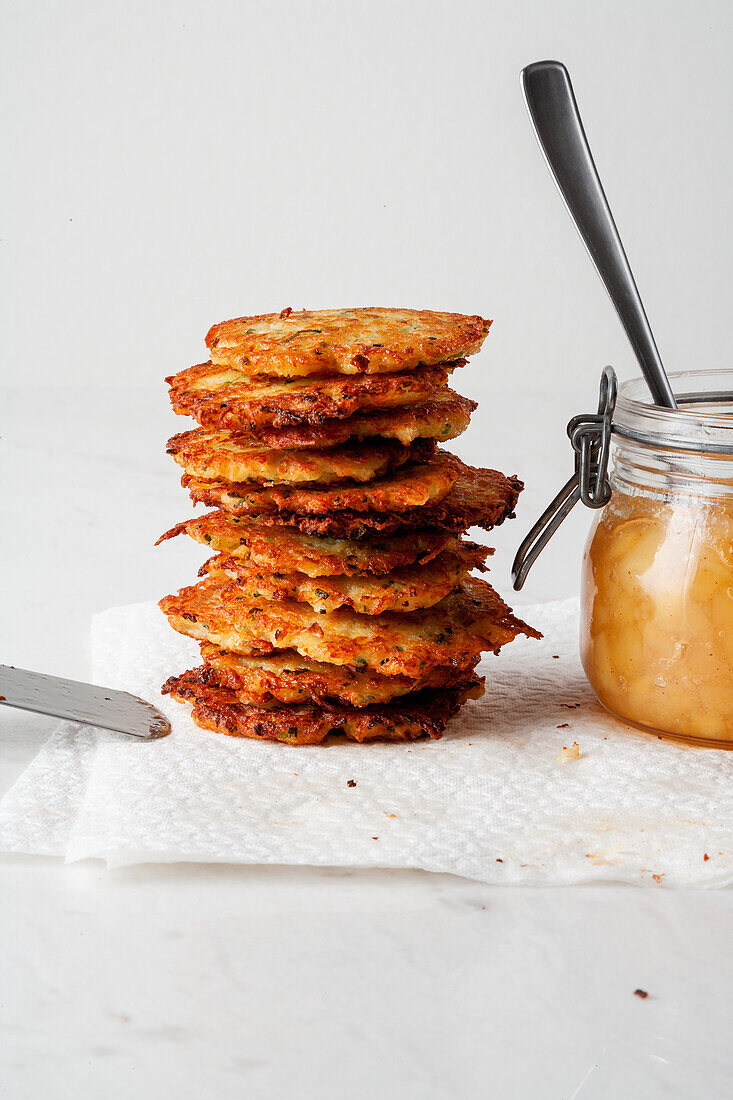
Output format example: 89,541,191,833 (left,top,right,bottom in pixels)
521,60,677,409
